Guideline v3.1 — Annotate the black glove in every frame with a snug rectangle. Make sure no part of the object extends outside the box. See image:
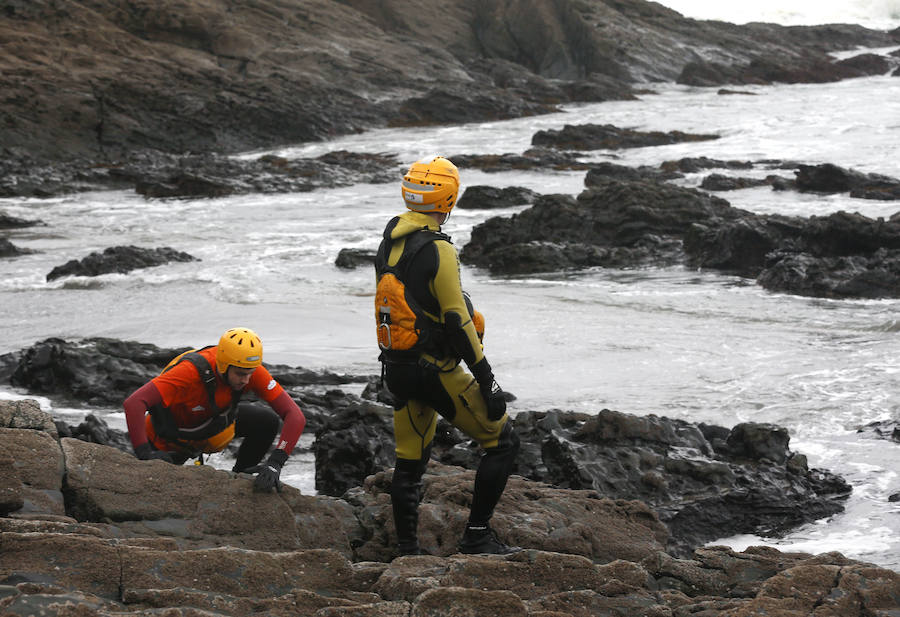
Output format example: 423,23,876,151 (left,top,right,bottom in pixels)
134,442,174,464
244,449,288,493
471,358,507,421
